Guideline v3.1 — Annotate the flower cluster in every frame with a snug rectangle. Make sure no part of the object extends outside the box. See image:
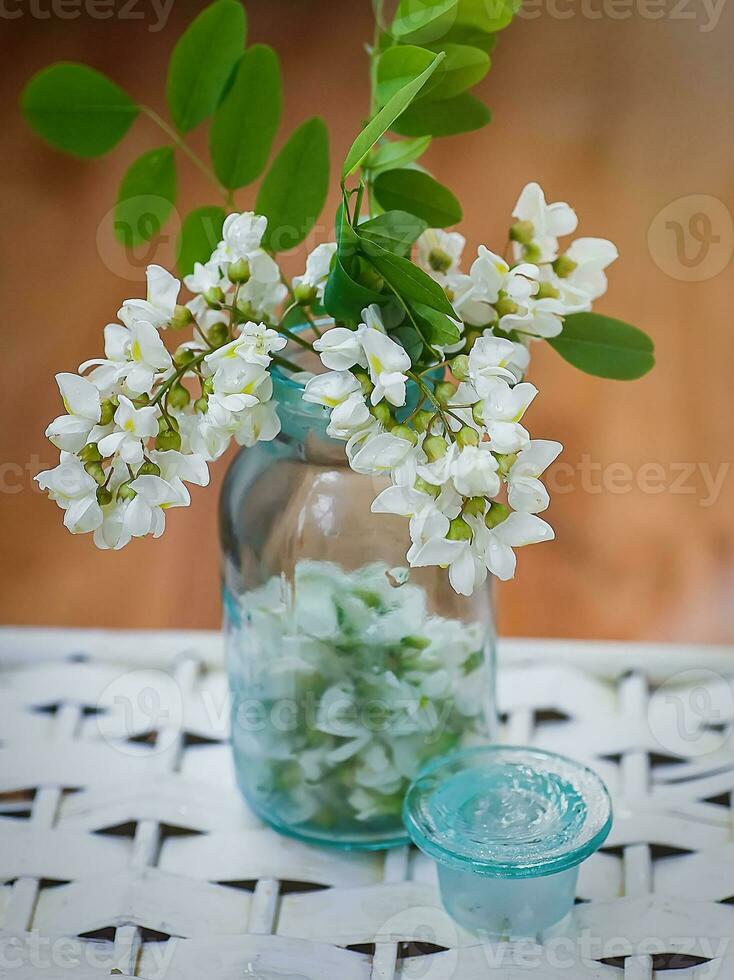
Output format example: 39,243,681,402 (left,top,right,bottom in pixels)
37,183,617,594
229,560,488,826
37,213,289,550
